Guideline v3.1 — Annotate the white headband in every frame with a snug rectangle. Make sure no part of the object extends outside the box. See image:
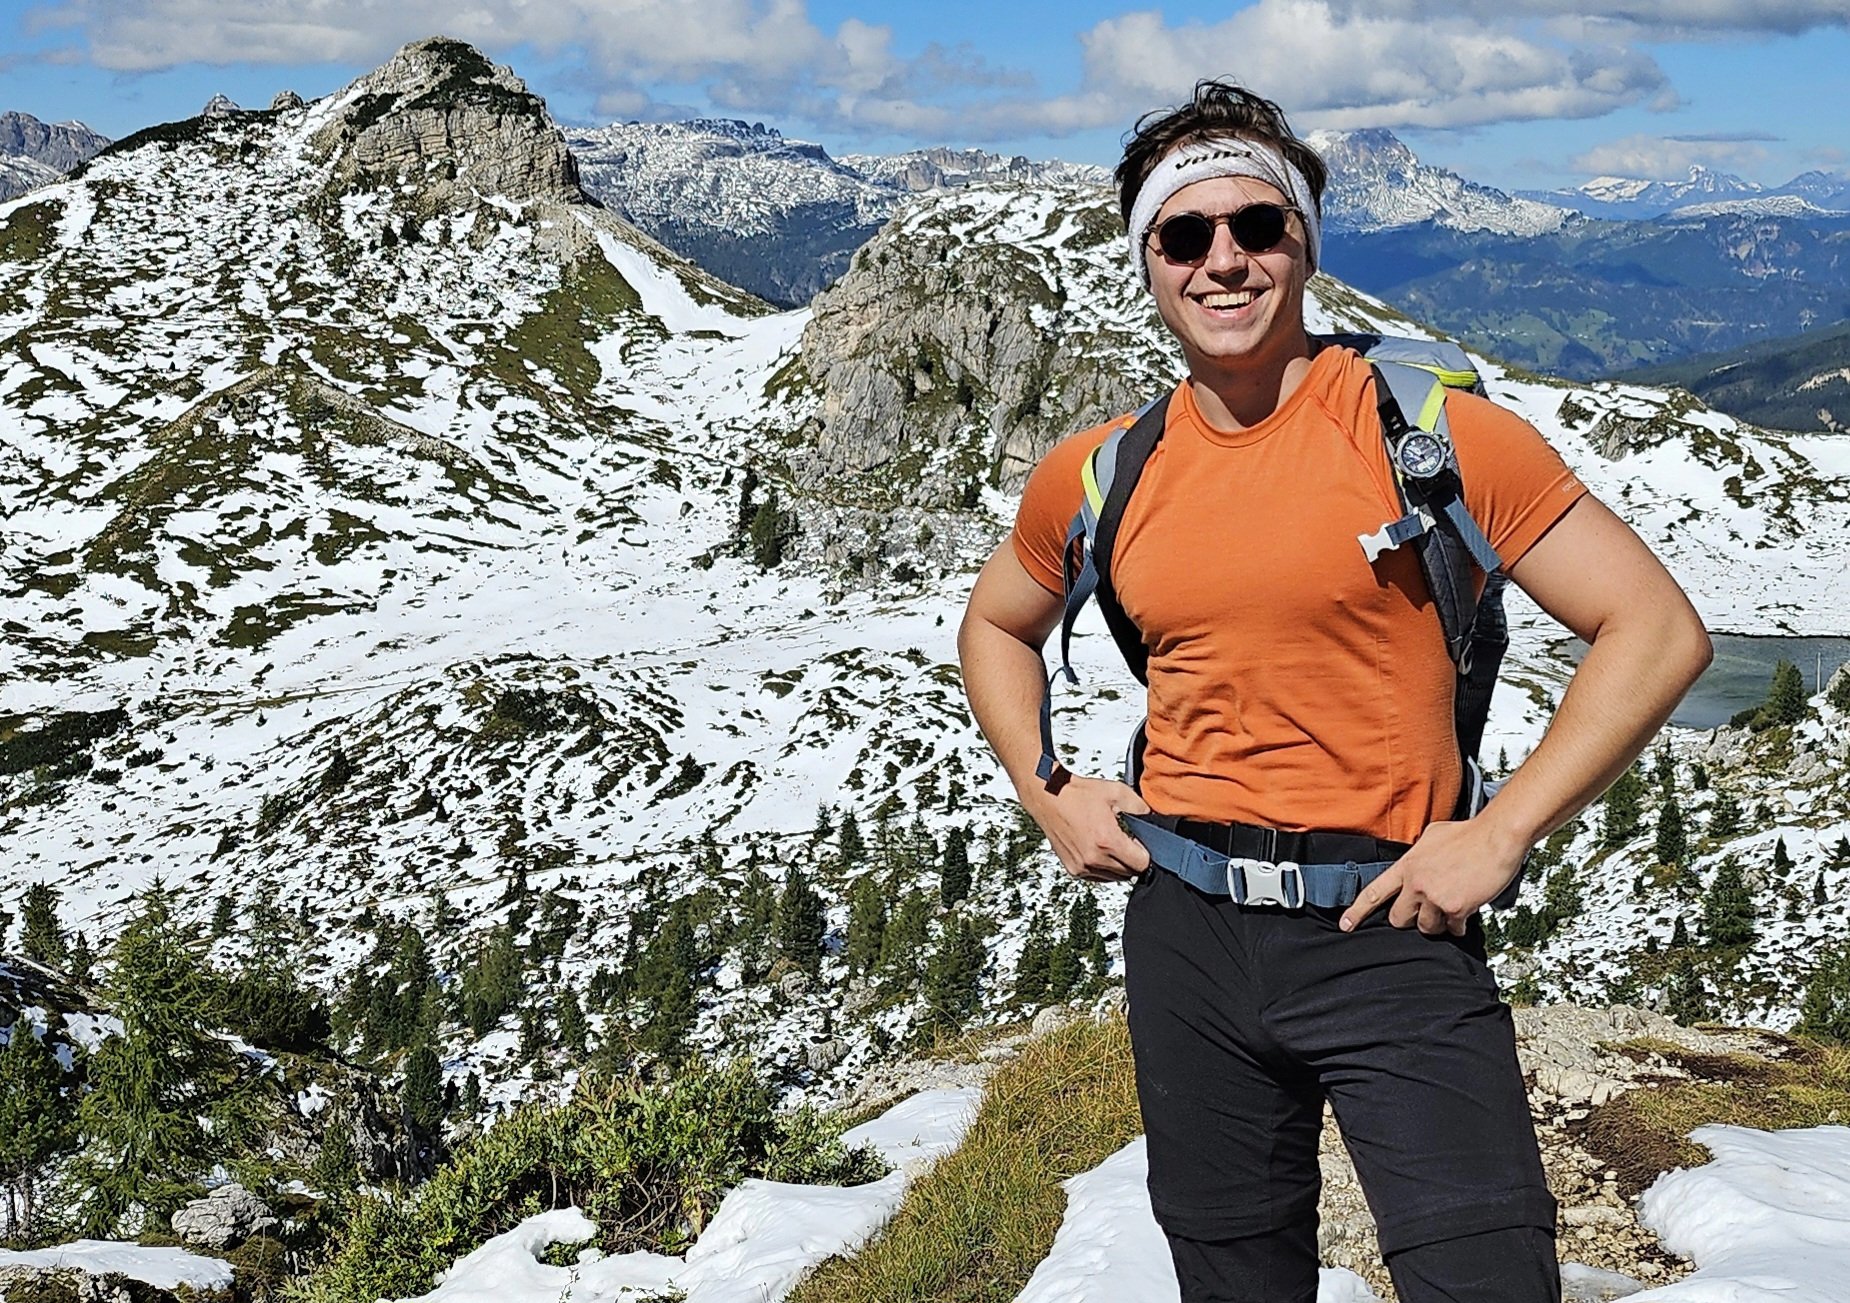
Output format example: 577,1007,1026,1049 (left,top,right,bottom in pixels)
1125,138,1321,288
